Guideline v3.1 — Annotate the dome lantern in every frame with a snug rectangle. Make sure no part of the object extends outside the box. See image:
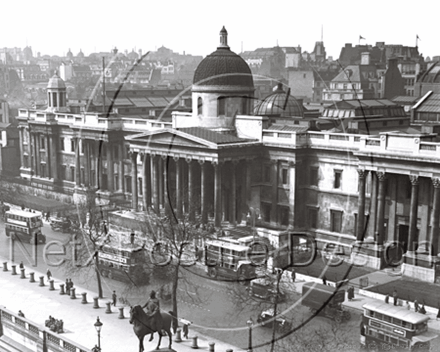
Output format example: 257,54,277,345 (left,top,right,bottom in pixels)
218,26,229,49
